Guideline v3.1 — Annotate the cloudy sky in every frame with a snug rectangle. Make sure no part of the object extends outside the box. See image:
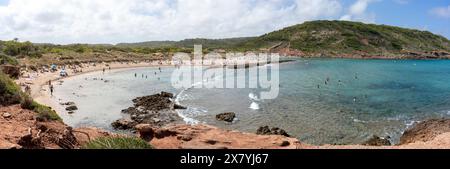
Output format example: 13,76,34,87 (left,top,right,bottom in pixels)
0,0,448,44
